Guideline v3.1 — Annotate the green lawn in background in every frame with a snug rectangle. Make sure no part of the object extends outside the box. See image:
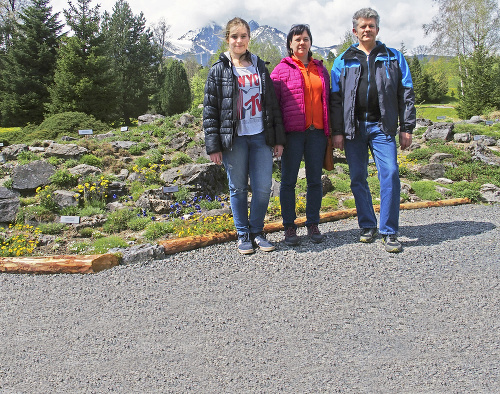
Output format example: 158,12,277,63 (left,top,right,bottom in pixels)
416,105,459,122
